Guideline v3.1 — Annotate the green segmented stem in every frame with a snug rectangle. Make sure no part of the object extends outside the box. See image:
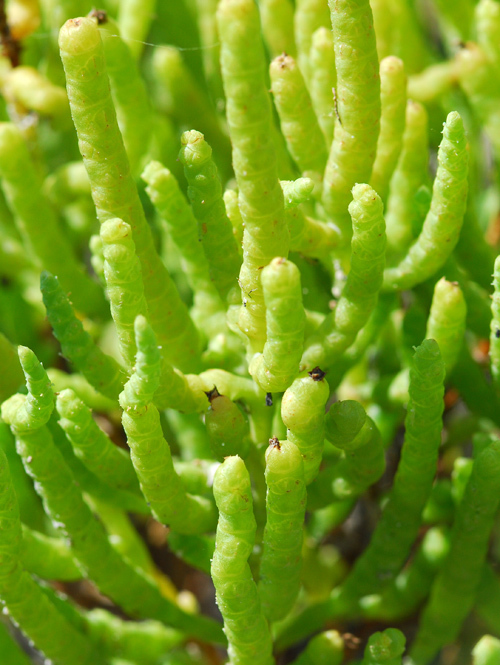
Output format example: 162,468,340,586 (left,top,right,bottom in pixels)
385,101,429,257
270,53,328,178
322,0,380,240
249,257,306,393
101,217,148,369
281,369,329,485
473,635,500,665
291,630,344,665
258,438,307,621
84,608,184,665
282,177,315,209
117,0,156,60
58,17,201,372
0,447,105,665
361,628,405,665
141,160,222,322
211,456,273,665
490,255,500,389
370,56,407,204
324,400,385,500
217,0,289,353
302,184,386,369
259,0,296,58
287,206,340,258
20,525,81,581
0,122,105,318
120,316,217,534
179,130,241,302
309,27,337,144
385,111,468,289
1,349,223,645
56,388,140,494
294,0,331,83
361,526,450,622
205,391,250,461
41,271,126,402
426,278,466,375
336,340,445,606
223,187,244,247
409,440,500,665
98,15,153,173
